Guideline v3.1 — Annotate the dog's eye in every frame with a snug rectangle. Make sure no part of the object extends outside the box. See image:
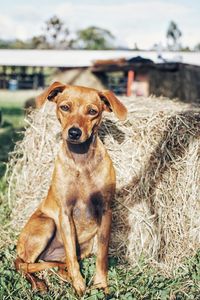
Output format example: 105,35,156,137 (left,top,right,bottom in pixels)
88,109,97,115
60,105,69,112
